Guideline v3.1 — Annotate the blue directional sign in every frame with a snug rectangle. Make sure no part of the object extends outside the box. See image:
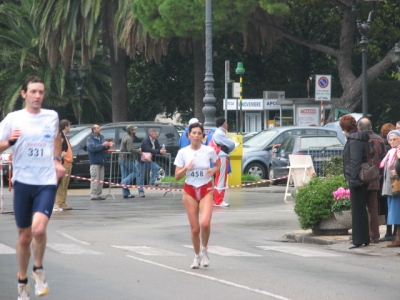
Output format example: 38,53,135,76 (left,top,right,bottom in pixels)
315,75,332,101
